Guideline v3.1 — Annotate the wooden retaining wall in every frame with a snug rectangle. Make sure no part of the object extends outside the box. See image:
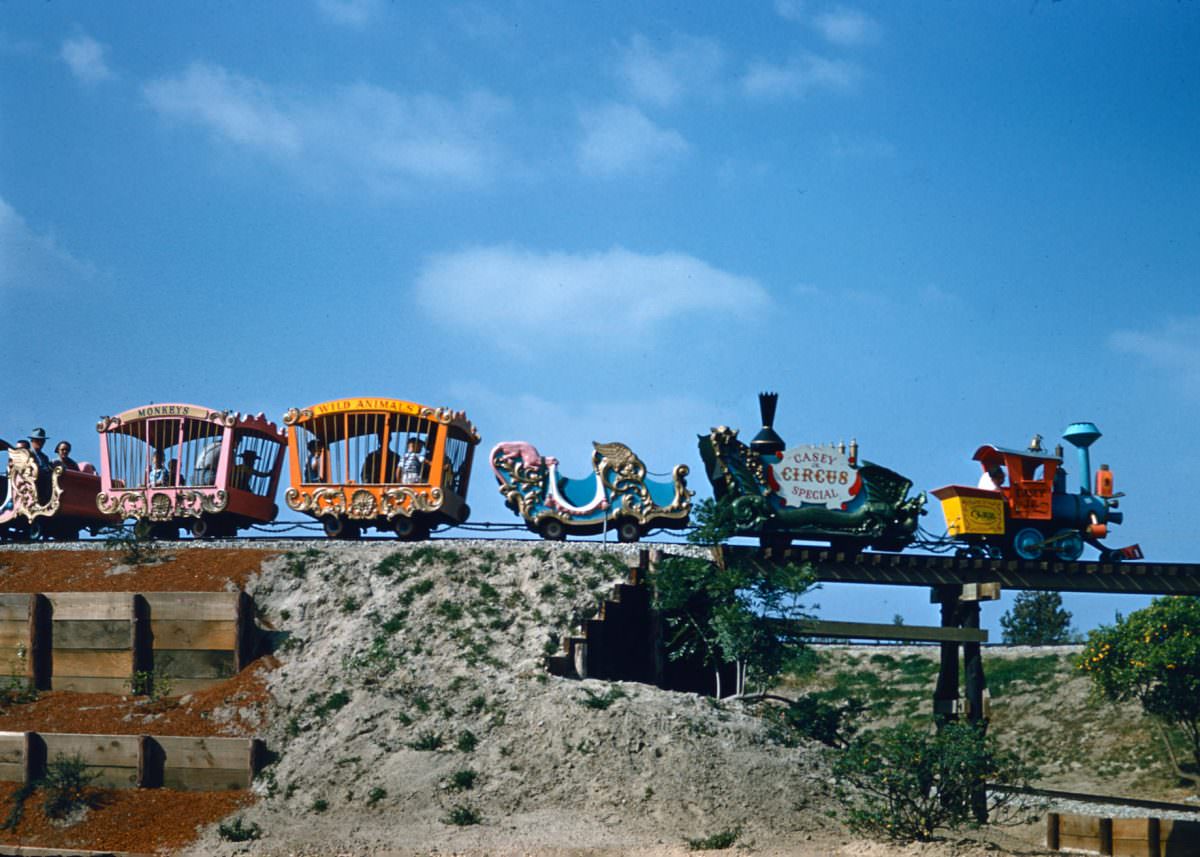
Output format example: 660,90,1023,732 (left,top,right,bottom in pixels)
1048,811,1200,856
6,591,255,694
0,731,262,792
